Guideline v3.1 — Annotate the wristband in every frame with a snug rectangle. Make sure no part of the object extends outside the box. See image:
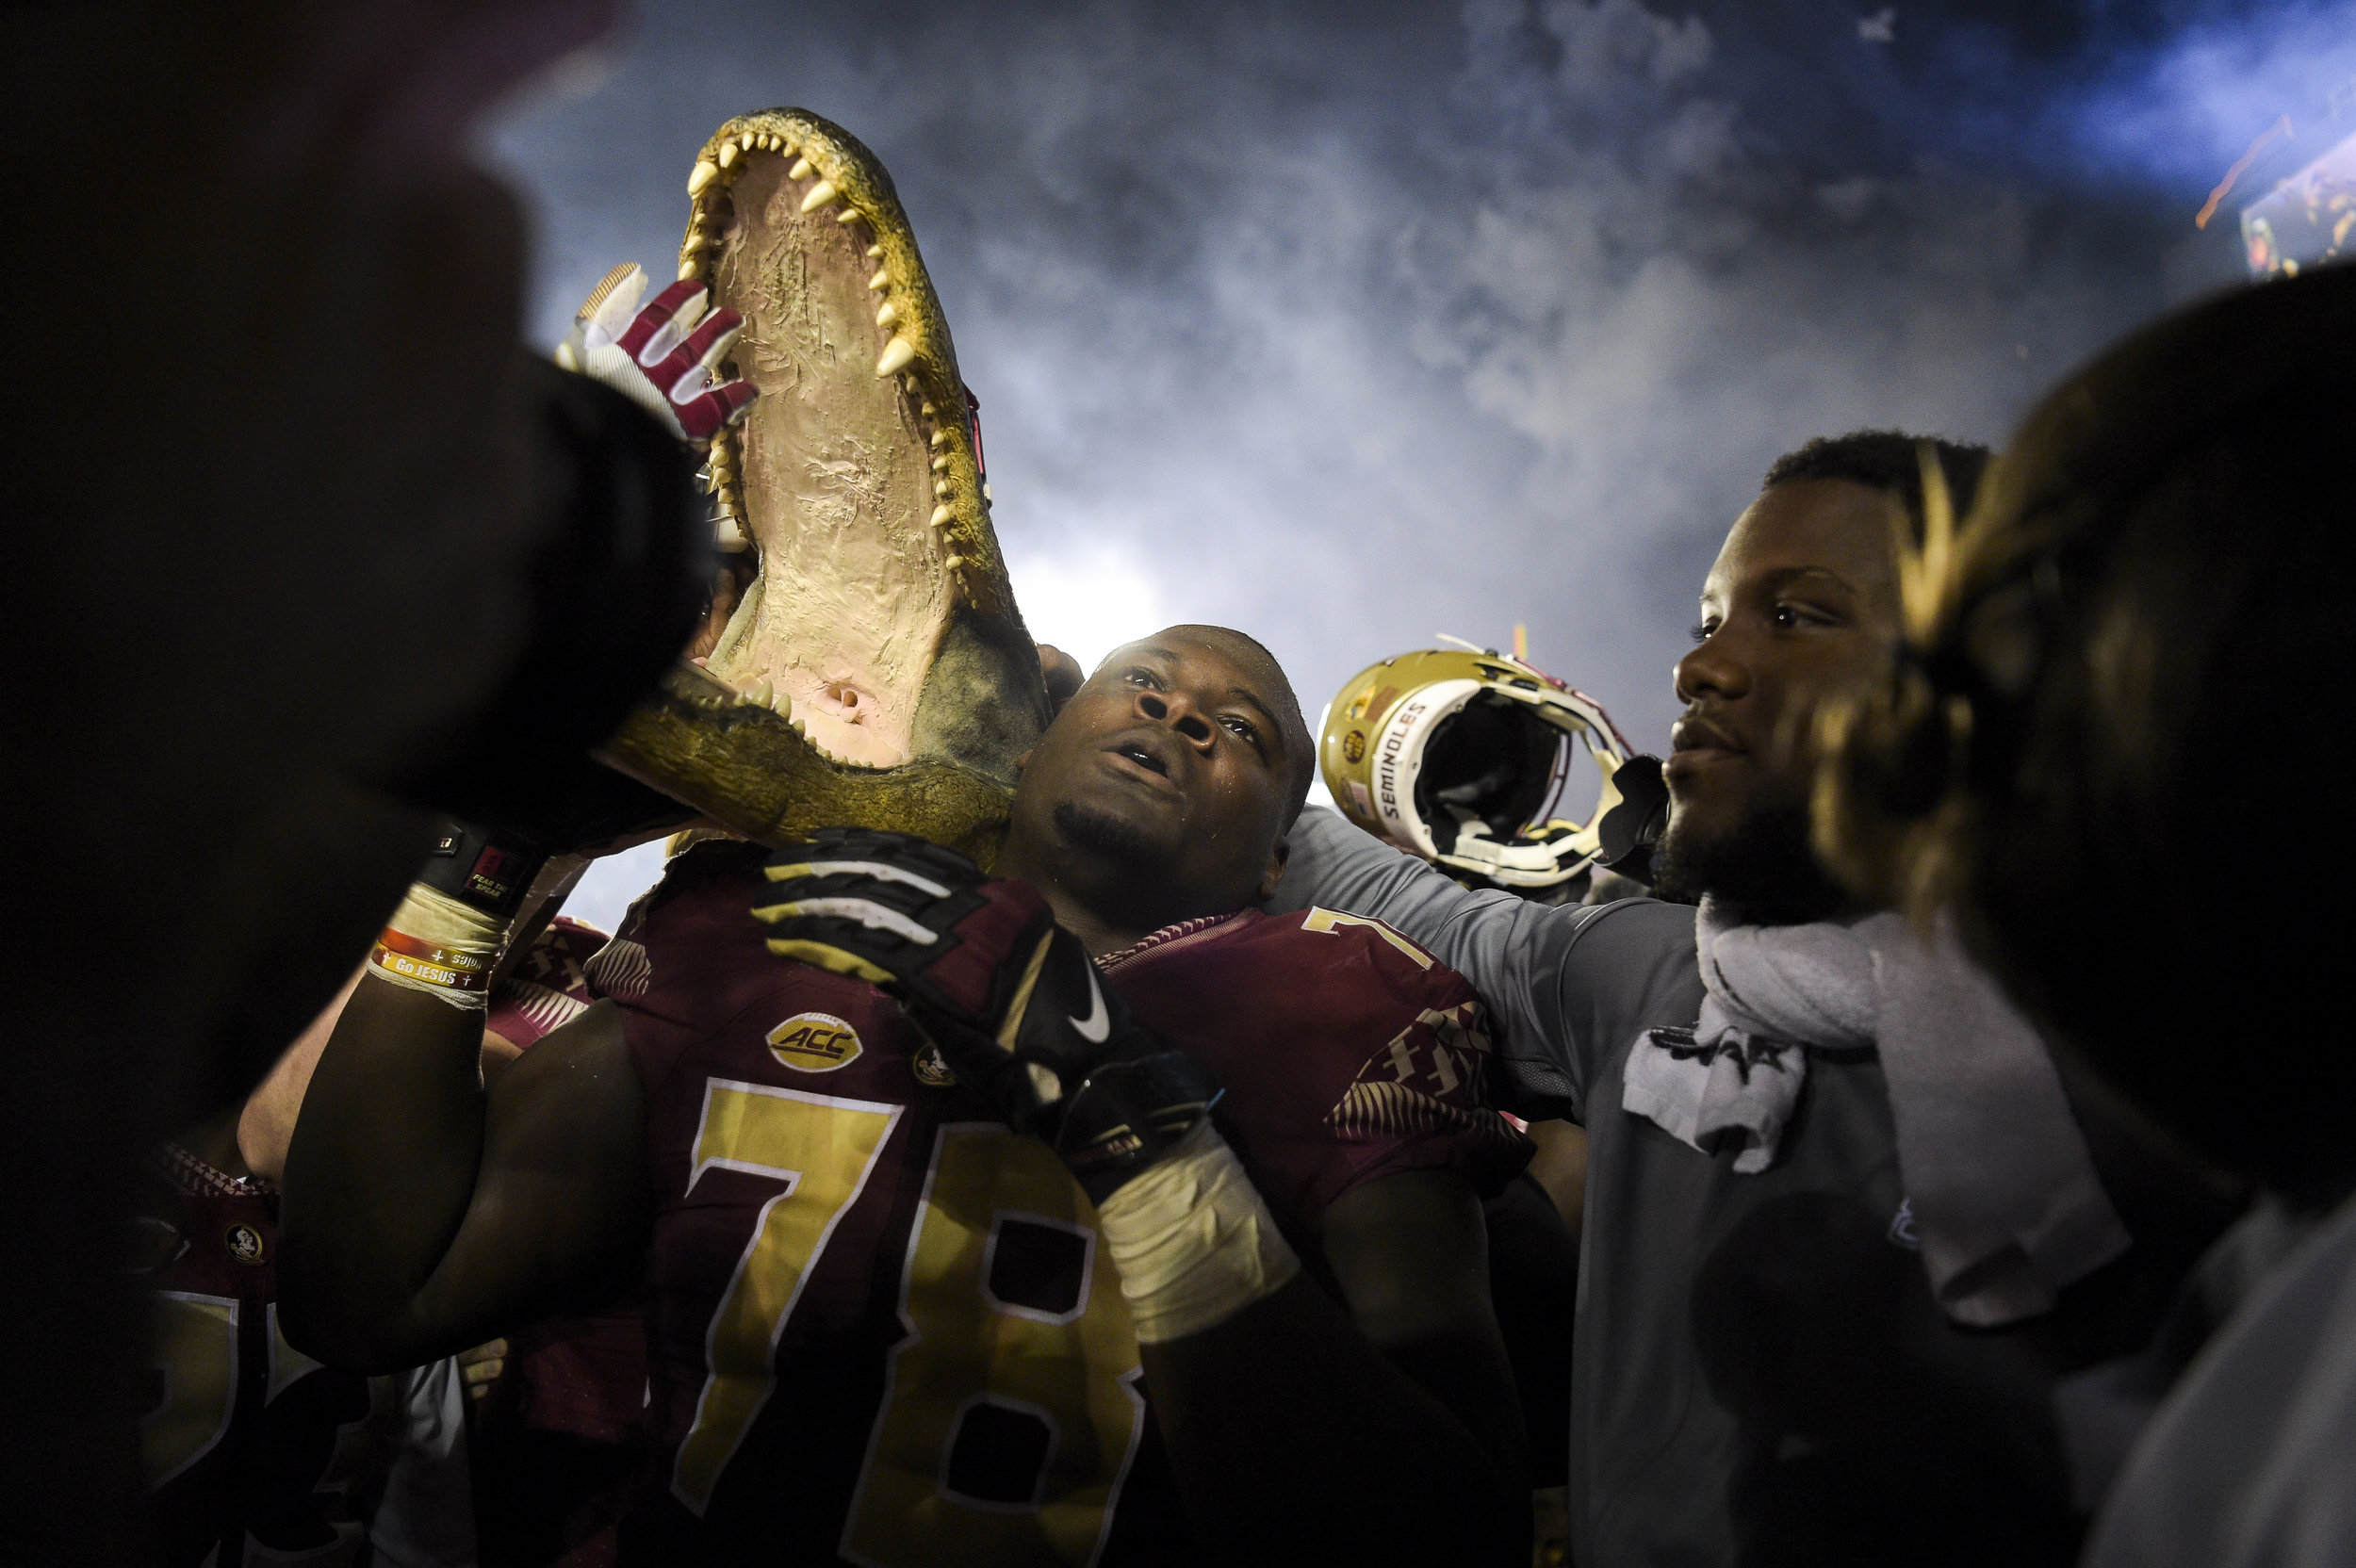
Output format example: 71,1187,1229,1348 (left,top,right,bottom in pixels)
368,885,505,1010
1094,1122,1301,1344
369,822,548,1011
